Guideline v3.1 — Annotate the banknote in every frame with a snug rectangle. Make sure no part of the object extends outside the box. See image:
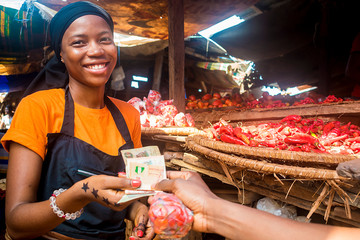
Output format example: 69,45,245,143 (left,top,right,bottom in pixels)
117,191,156,204
118,146,166,204
121,146,161,164
126,155,166,190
